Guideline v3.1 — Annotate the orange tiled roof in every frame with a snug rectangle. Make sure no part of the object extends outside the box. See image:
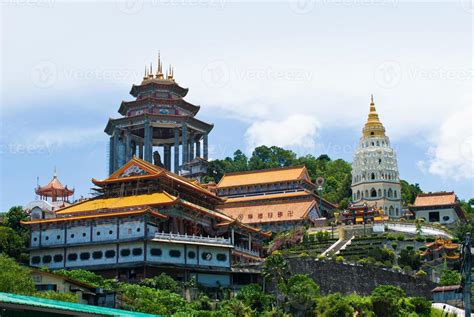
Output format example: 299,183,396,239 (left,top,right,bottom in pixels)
219,198,316,225
224,191,313,204
413,192,457,207
21,208,167,225
217,166,311,188
55,192,176,214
